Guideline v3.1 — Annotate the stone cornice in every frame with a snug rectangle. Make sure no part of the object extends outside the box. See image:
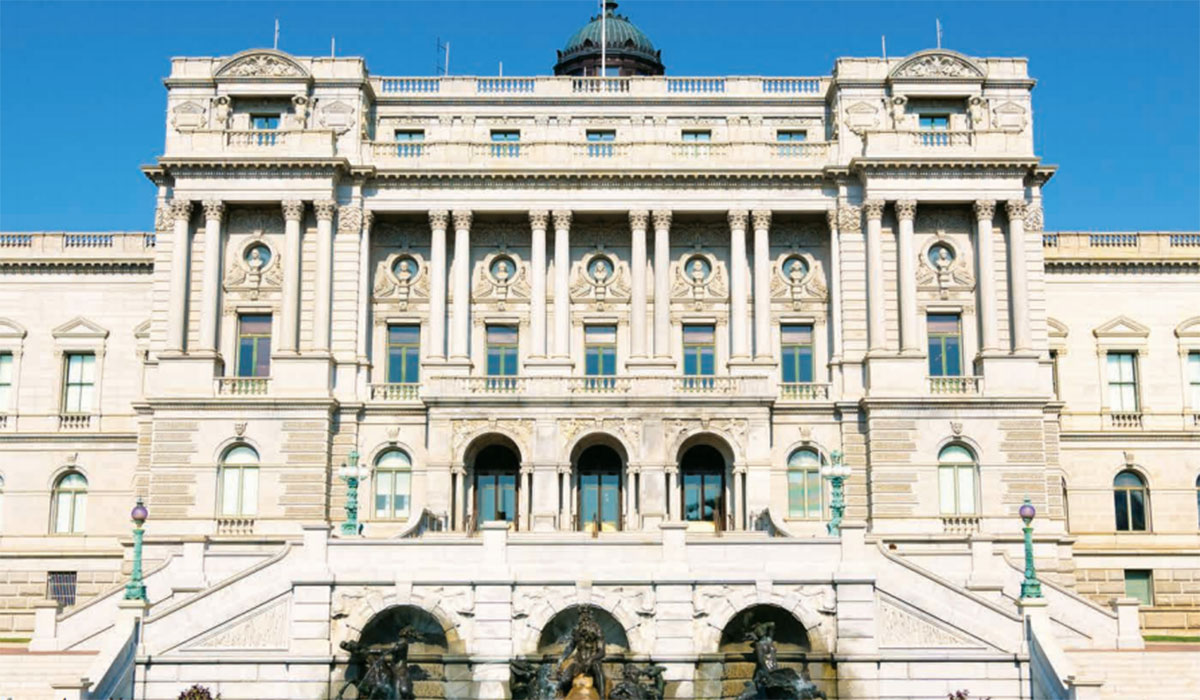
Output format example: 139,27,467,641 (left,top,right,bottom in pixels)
368,170,832,186
850,158,1042,172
